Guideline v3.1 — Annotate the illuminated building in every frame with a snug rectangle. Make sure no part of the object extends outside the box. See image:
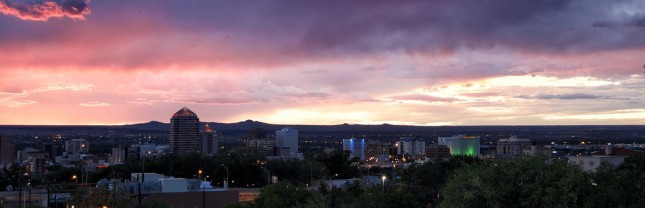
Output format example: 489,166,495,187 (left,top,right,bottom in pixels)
396,137,426,158
200,124,218,156
275,127,299,157
496,136,531,157
444,135,480,156
170,107,201,155
342,138,365,161
365,140,380,160
27,156,47,175
111,146,128,164
0,134,15,165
